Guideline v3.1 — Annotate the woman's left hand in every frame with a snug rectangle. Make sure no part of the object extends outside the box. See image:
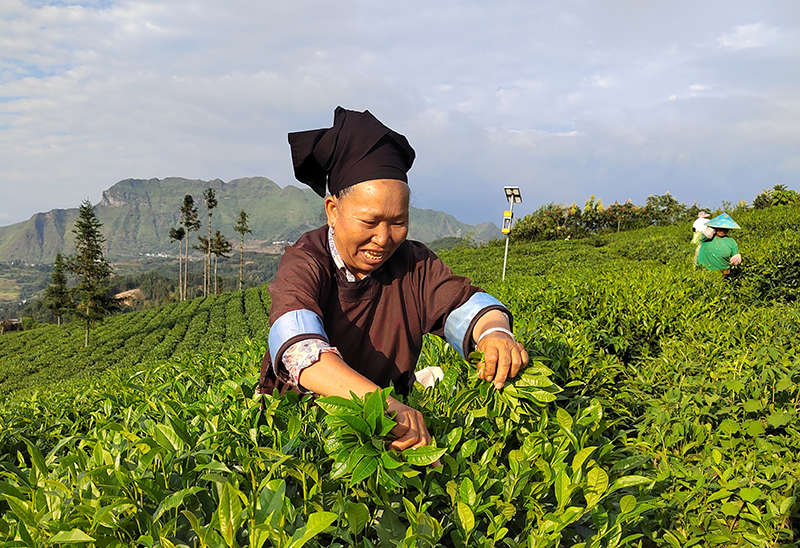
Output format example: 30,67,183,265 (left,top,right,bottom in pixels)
476,334,529,390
